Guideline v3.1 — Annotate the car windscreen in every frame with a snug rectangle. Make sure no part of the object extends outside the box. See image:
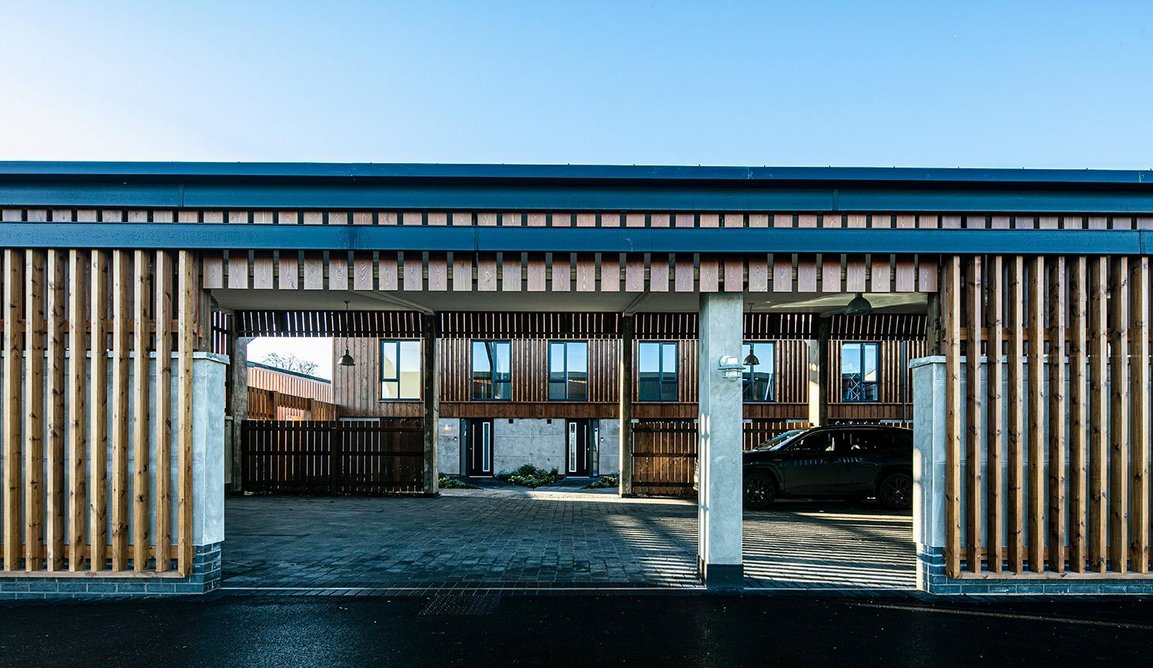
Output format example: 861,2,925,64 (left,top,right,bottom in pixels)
759,430,804,451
